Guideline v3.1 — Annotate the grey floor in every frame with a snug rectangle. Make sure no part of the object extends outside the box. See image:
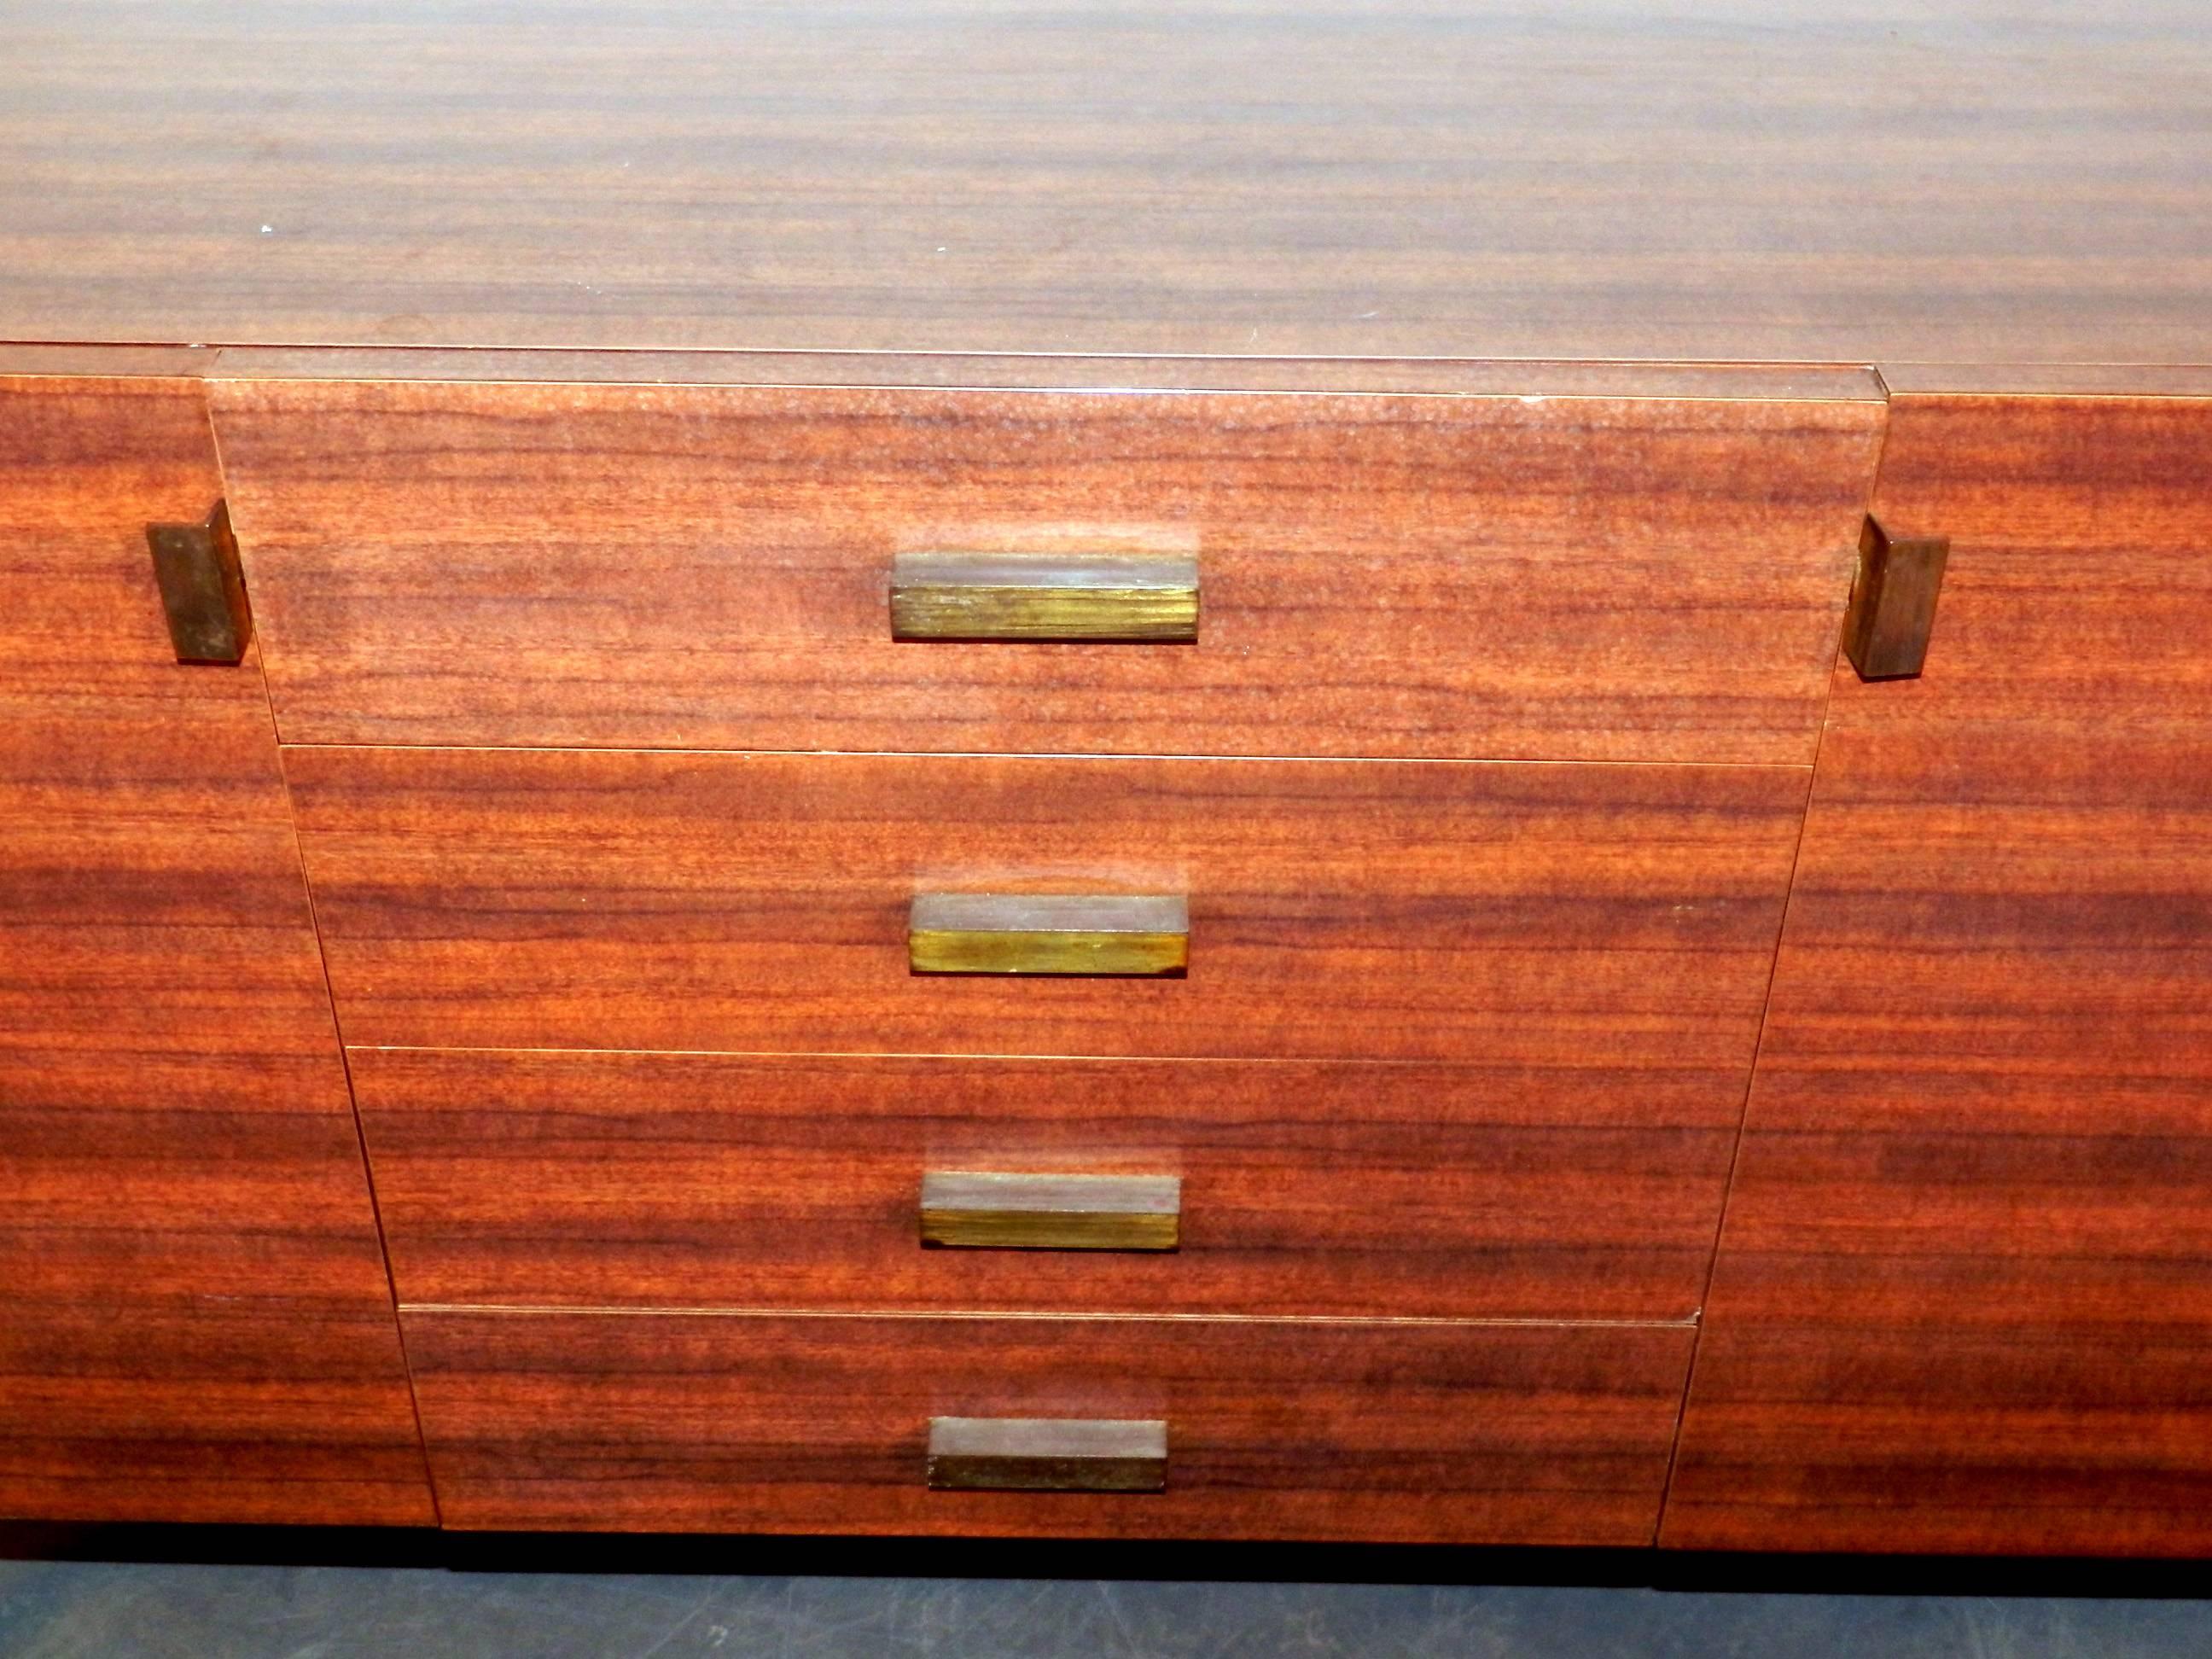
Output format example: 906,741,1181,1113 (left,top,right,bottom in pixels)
3,1534,2209,1657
